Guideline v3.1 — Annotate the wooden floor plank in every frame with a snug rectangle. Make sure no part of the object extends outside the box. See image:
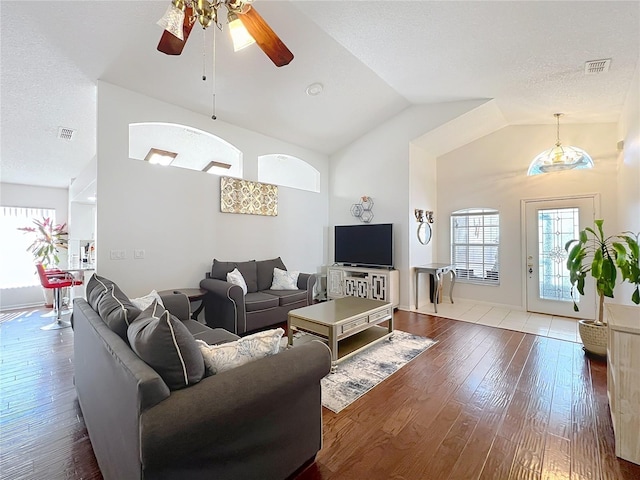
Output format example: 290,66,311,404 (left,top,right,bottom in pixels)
1,309,640,480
